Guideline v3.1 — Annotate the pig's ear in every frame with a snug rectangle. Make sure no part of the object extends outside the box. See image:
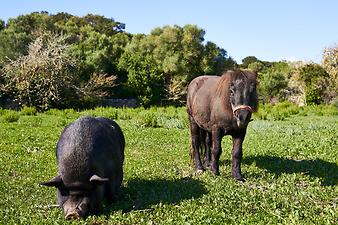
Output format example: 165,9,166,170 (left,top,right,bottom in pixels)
89,174,109,185
40,175,63,187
